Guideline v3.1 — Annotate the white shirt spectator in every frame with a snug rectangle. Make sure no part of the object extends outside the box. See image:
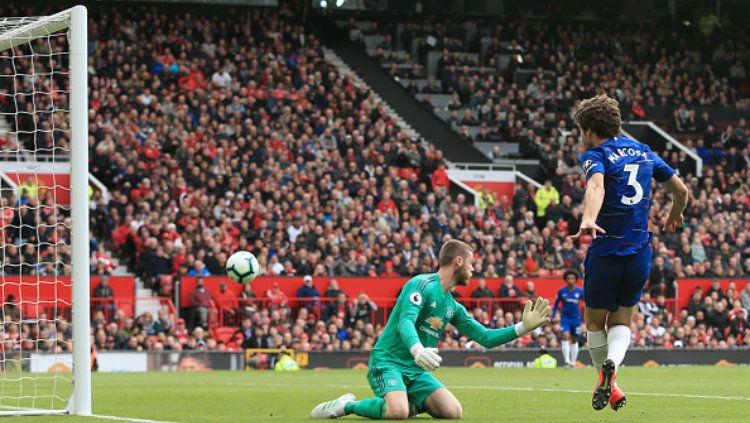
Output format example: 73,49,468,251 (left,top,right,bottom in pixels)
319,131,338,150
211,70,232,90
288,223,303,243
